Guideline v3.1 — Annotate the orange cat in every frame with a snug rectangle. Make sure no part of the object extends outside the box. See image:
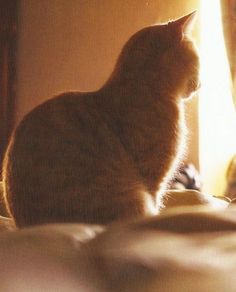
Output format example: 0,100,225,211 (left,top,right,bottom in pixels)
2,12,200,227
